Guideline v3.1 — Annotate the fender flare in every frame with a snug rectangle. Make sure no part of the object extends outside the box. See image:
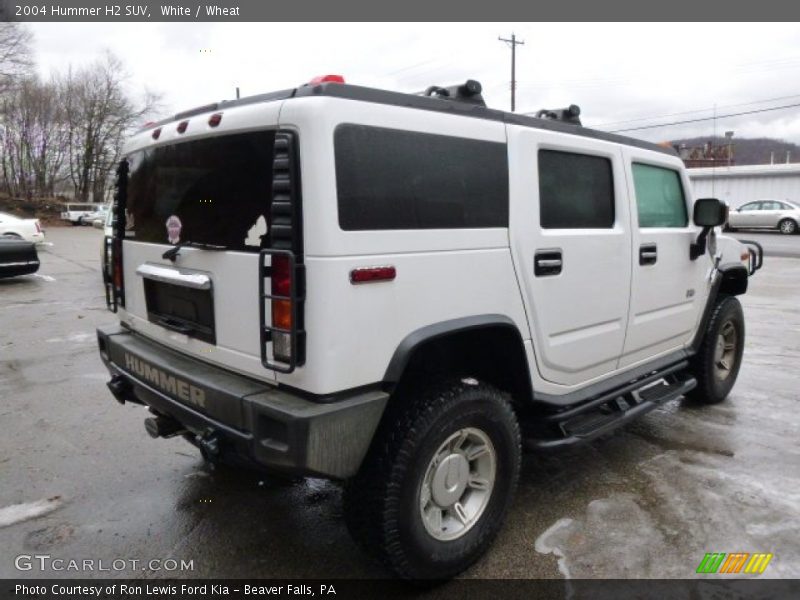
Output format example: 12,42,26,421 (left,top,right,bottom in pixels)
383,314,526,383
